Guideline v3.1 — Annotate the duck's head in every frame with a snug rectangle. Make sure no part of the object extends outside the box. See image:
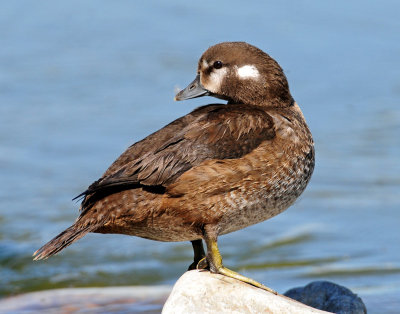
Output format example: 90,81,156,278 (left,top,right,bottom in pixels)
175,42,293,107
